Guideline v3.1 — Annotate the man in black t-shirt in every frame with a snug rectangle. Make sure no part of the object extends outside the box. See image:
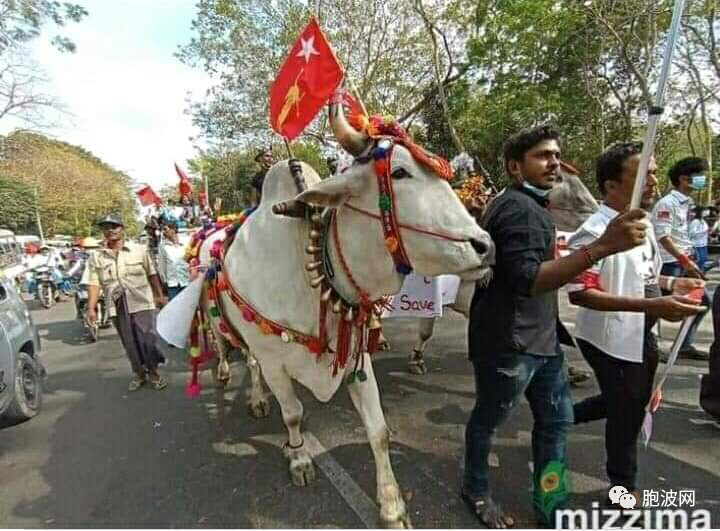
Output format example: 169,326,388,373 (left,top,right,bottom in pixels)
463,126,648,527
